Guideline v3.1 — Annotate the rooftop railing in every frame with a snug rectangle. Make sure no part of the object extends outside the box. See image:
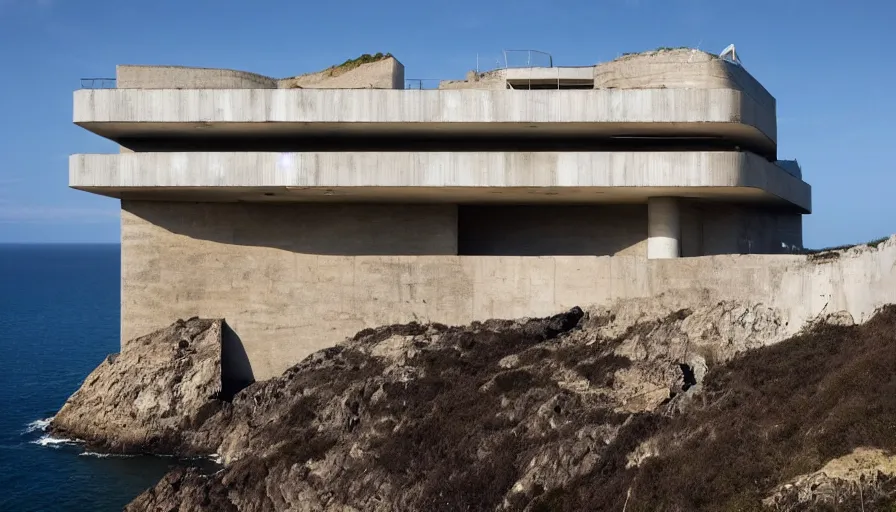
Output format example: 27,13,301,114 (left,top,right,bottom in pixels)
501,49,553,69
404,78,443,90
80,78,116,89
